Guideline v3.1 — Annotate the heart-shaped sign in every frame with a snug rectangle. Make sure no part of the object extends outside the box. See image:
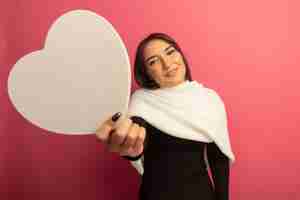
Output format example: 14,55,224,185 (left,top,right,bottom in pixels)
7,10,131,135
